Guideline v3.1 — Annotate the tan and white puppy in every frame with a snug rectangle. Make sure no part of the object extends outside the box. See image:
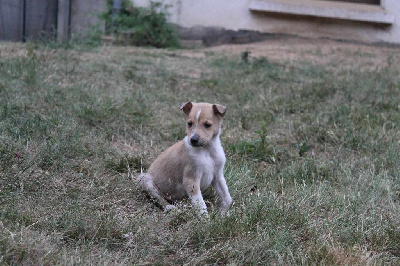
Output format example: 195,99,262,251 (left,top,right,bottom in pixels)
138,102,232,216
